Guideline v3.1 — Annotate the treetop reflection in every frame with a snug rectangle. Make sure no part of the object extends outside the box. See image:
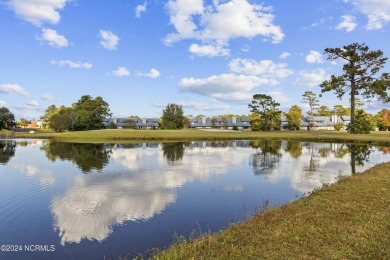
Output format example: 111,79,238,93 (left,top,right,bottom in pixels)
0,140,16,164
39,140,382,177
41,142,111,173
